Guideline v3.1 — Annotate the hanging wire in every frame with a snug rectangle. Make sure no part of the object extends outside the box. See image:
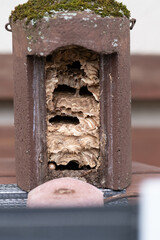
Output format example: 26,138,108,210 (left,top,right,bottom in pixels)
104,192,139,204
130,18,136,30
5,22,12,32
